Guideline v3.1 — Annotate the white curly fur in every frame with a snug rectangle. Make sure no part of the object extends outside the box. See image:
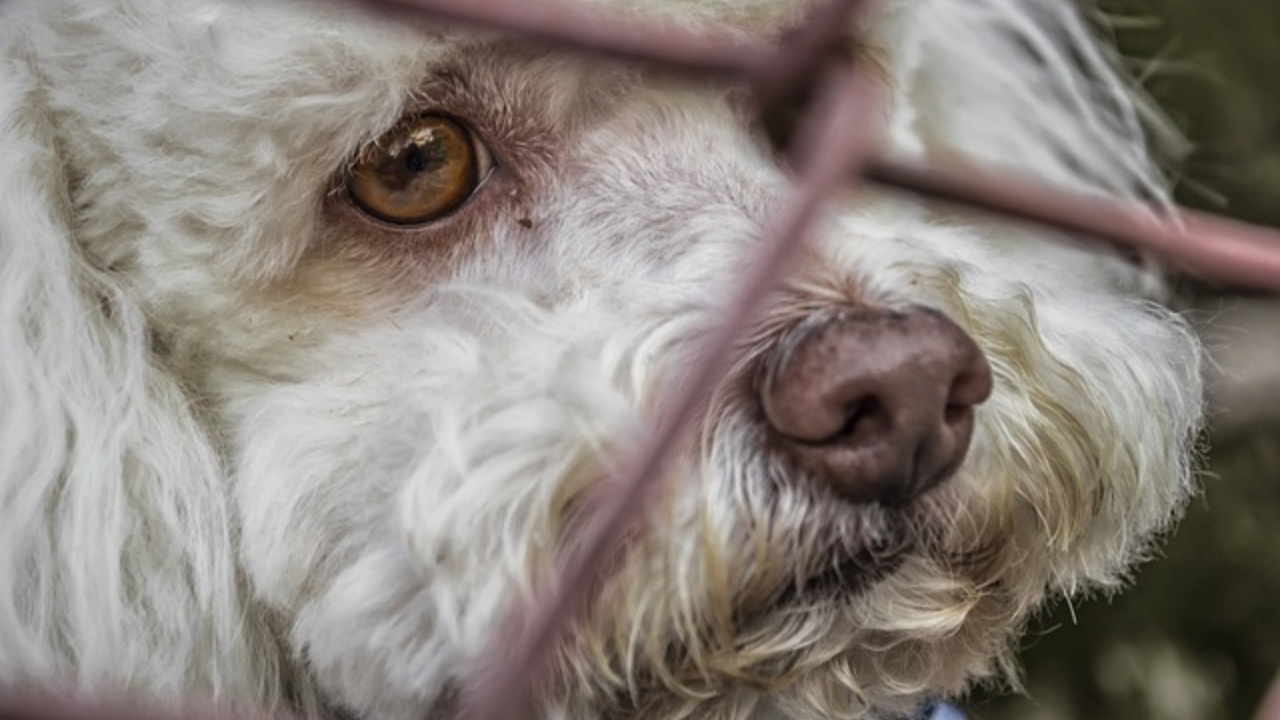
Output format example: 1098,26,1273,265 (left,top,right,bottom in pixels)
0,0,1202,719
